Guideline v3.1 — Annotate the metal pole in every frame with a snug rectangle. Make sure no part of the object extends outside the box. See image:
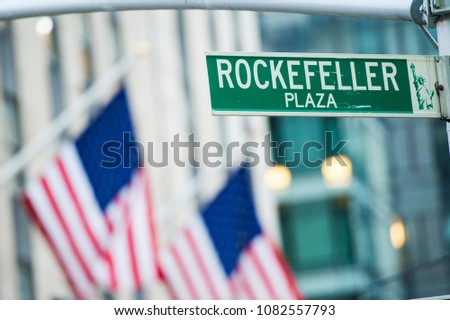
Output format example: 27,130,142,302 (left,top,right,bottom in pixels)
447,122,450,153
0,54,135,187
0,0,415,21
436,17,450,154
